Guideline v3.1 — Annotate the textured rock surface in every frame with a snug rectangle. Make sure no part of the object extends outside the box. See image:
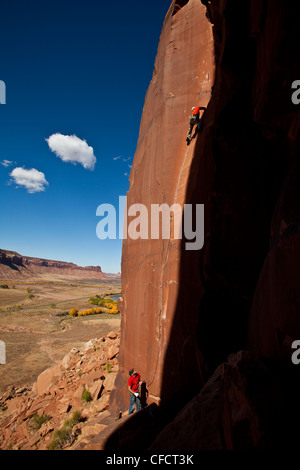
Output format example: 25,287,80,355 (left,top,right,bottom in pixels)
149,351,300,450
0,331,121,450
109,0,300,450
114,0,215,412
0,249,108,280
